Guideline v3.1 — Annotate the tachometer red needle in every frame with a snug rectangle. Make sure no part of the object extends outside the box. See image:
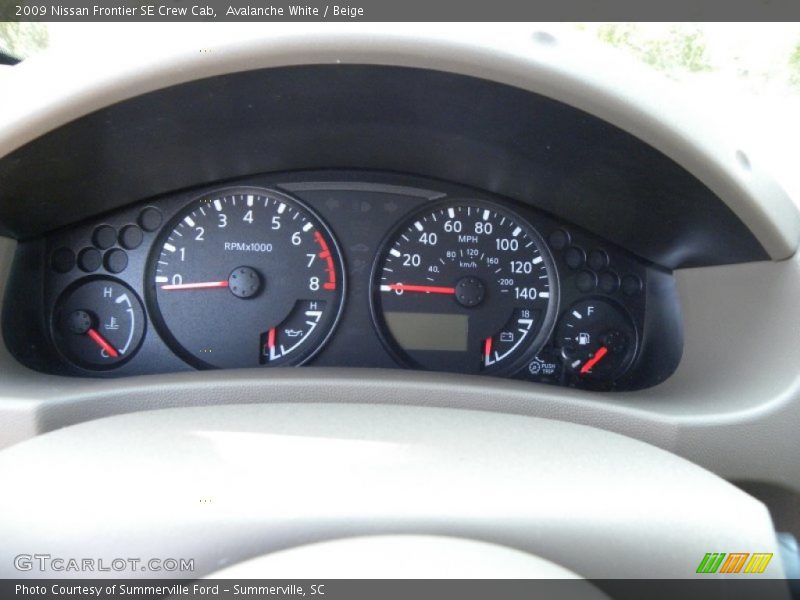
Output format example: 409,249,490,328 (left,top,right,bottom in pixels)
580,346,608,374
484,336,493,359
87,328,119,358
267,327,276,350
382,284,456,294
161,281,229,291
